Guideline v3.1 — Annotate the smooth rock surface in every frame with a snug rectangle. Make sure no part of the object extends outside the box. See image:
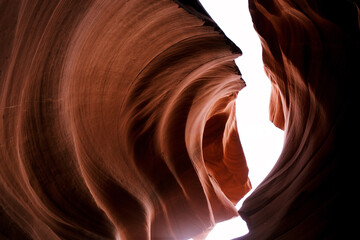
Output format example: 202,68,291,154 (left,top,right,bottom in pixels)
237,0,359,239
0,0,250,239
